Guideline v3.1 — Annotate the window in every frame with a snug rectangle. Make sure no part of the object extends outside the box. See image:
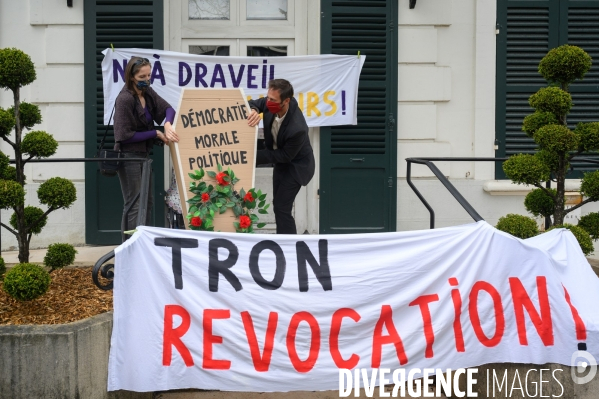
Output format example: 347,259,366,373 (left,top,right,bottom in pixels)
246,0,288,20
189,0,230,20
189,45,230,56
